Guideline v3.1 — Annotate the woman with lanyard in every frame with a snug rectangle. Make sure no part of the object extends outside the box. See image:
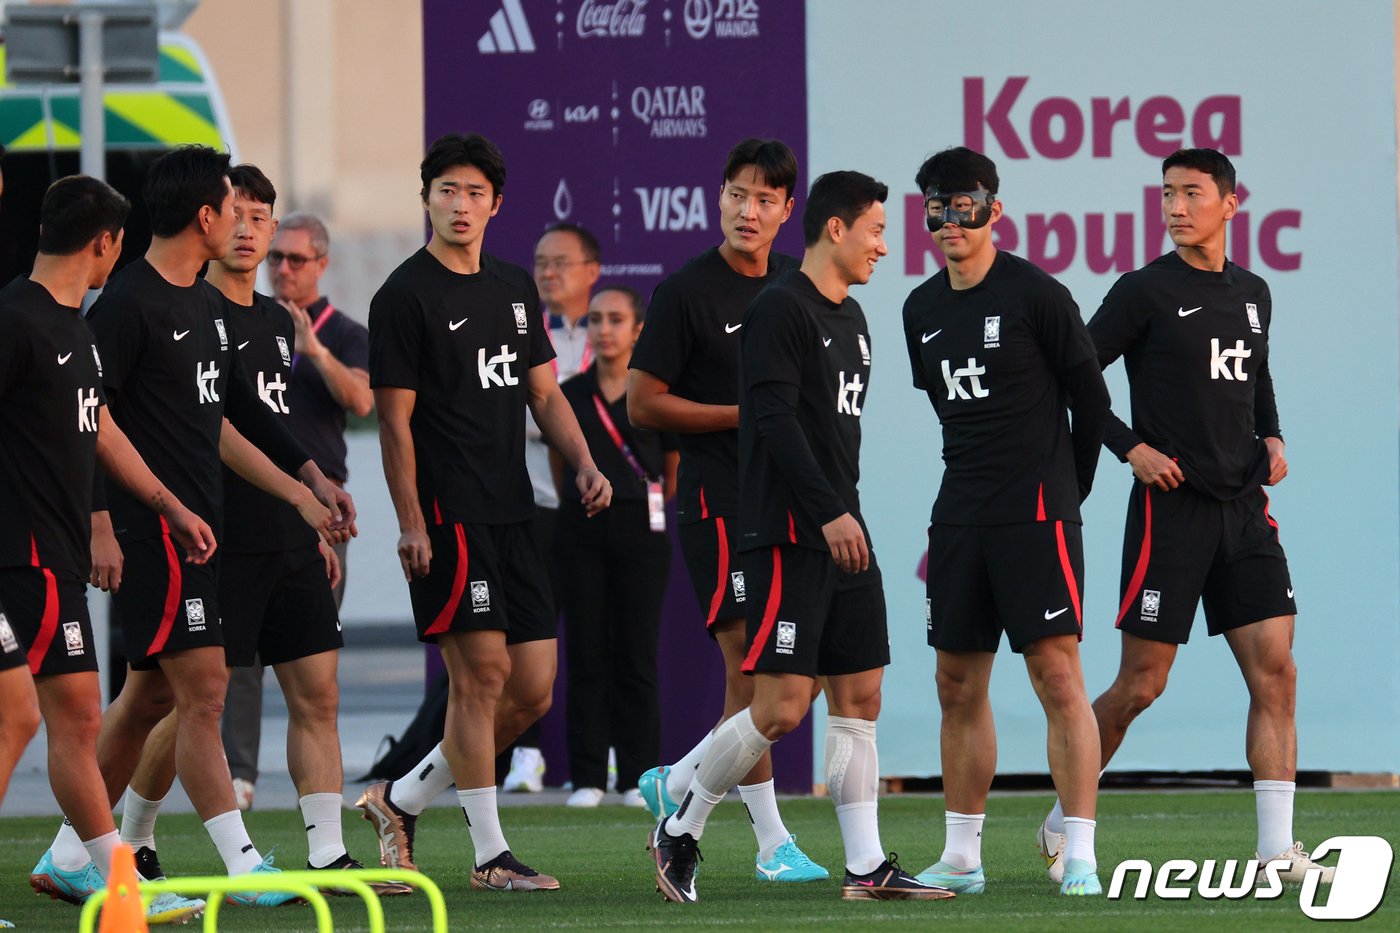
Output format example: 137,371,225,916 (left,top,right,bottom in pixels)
550,286,677,808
